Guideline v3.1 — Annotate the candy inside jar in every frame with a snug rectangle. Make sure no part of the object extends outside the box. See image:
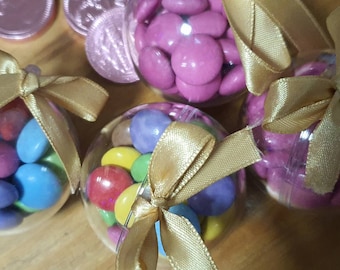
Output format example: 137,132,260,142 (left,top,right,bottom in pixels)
243,52,339,210
123,0,246,106
0,98,71,235
81,102,246,267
